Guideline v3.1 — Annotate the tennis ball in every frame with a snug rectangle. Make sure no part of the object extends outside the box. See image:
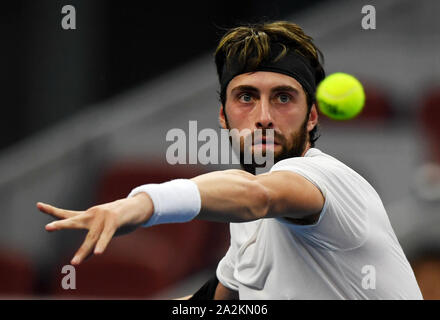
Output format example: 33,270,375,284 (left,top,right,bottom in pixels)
316,72,365,120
